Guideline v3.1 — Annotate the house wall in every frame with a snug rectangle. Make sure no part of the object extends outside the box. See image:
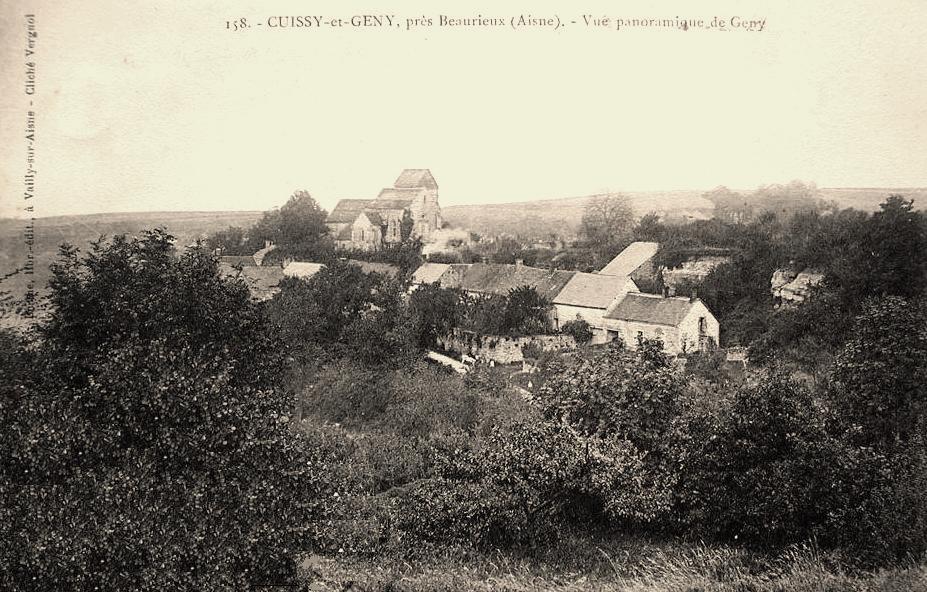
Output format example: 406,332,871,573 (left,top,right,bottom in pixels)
604,319,682,353
552,303,611,344
351,215,382,251
678,301,720,352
